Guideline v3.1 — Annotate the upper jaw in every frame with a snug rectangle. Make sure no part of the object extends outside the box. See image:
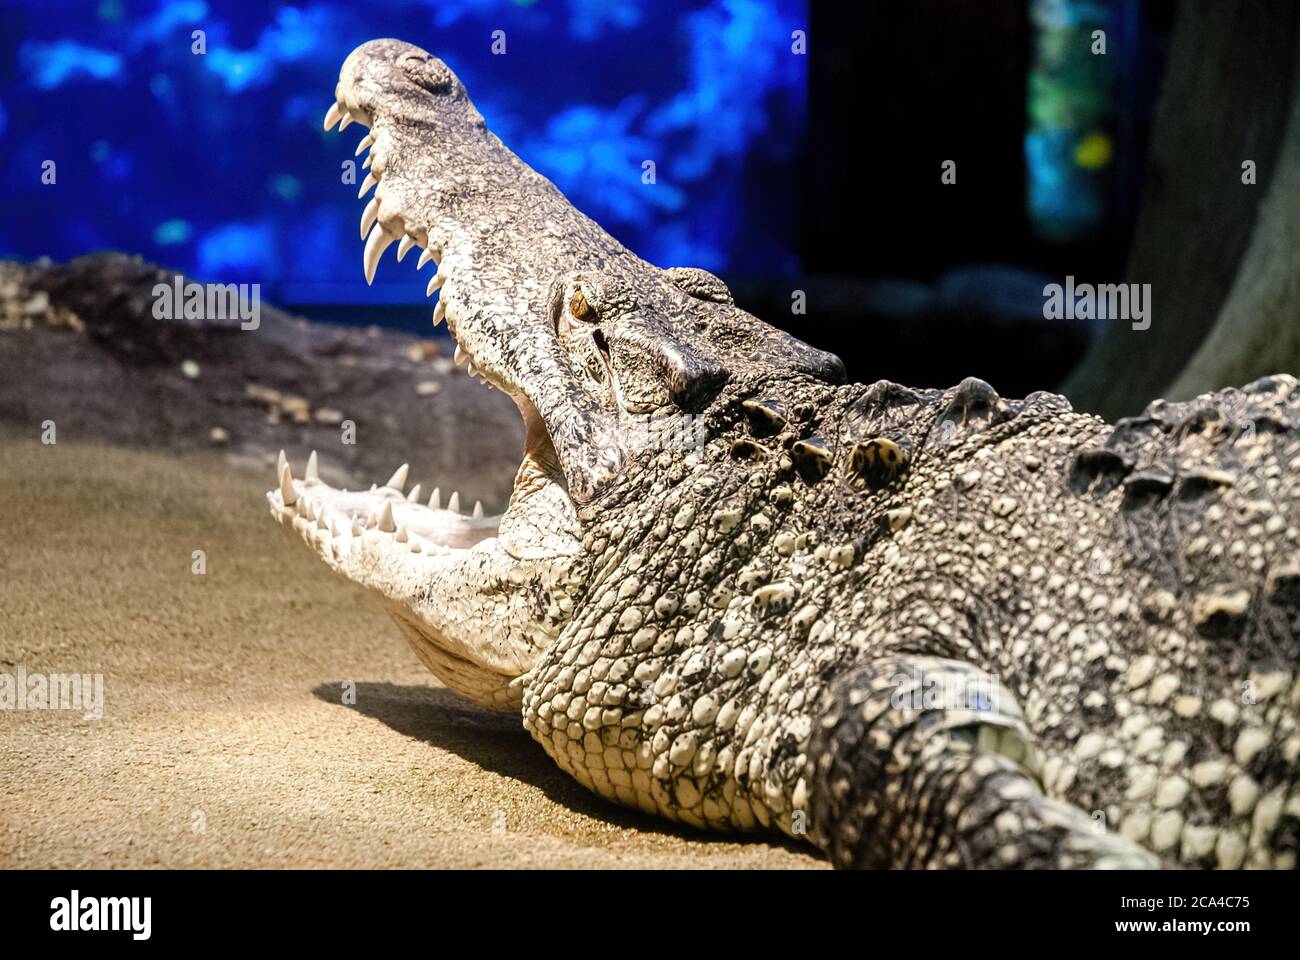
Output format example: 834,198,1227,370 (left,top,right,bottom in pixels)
326,40,666,505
